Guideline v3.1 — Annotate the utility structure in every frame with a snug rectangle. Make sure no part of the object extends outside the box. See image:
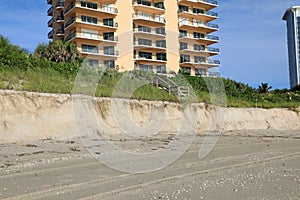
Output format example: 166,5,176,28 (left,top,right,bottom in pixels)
283,6,300,88
47,0,220,76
